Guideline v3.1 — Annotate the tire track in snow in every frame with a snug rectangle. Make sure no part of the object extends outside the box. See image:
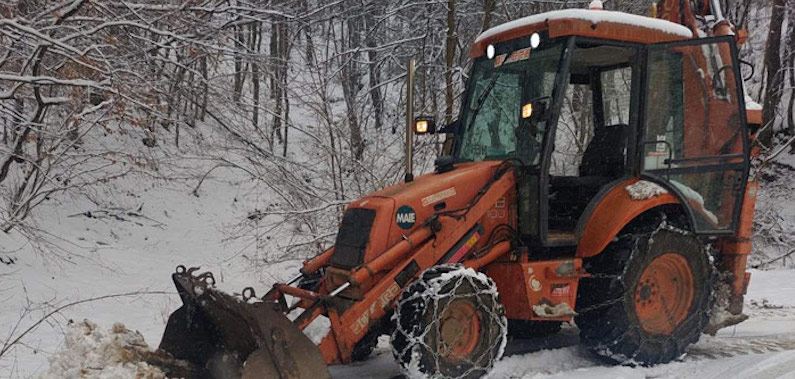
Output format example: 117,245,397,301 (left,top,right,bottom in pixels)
688,306,795,360
688,334,795,359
